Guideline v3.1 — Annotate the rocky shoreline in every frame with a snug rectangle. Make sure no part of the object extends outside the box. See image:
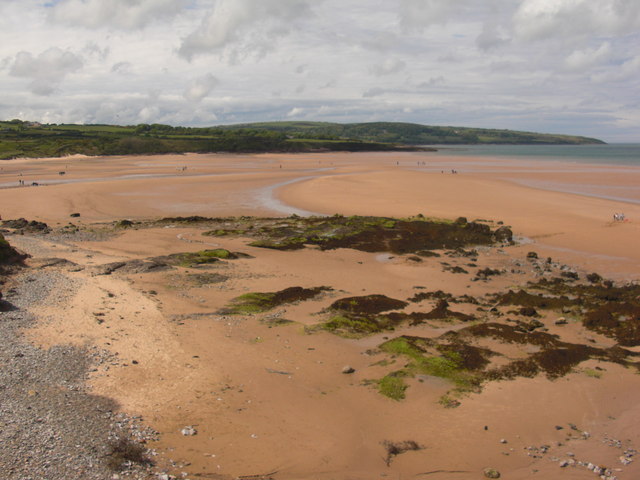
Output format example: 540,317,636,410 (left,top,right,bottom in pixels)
2,214,639,479
0,254,157,479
